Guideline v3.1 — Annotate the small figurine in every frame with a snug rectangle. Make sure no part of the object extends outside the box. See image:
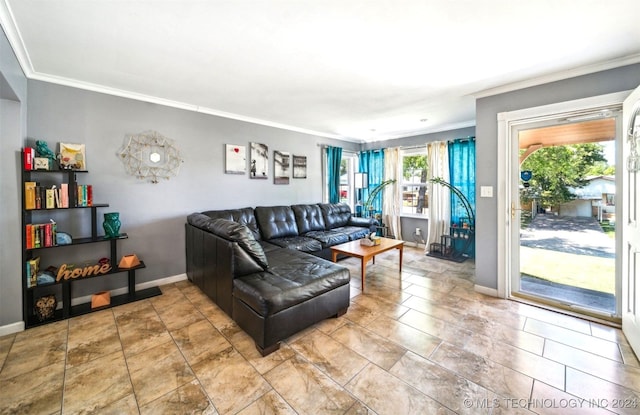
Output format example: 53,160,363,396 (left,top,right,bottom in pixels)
35,140,57,167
